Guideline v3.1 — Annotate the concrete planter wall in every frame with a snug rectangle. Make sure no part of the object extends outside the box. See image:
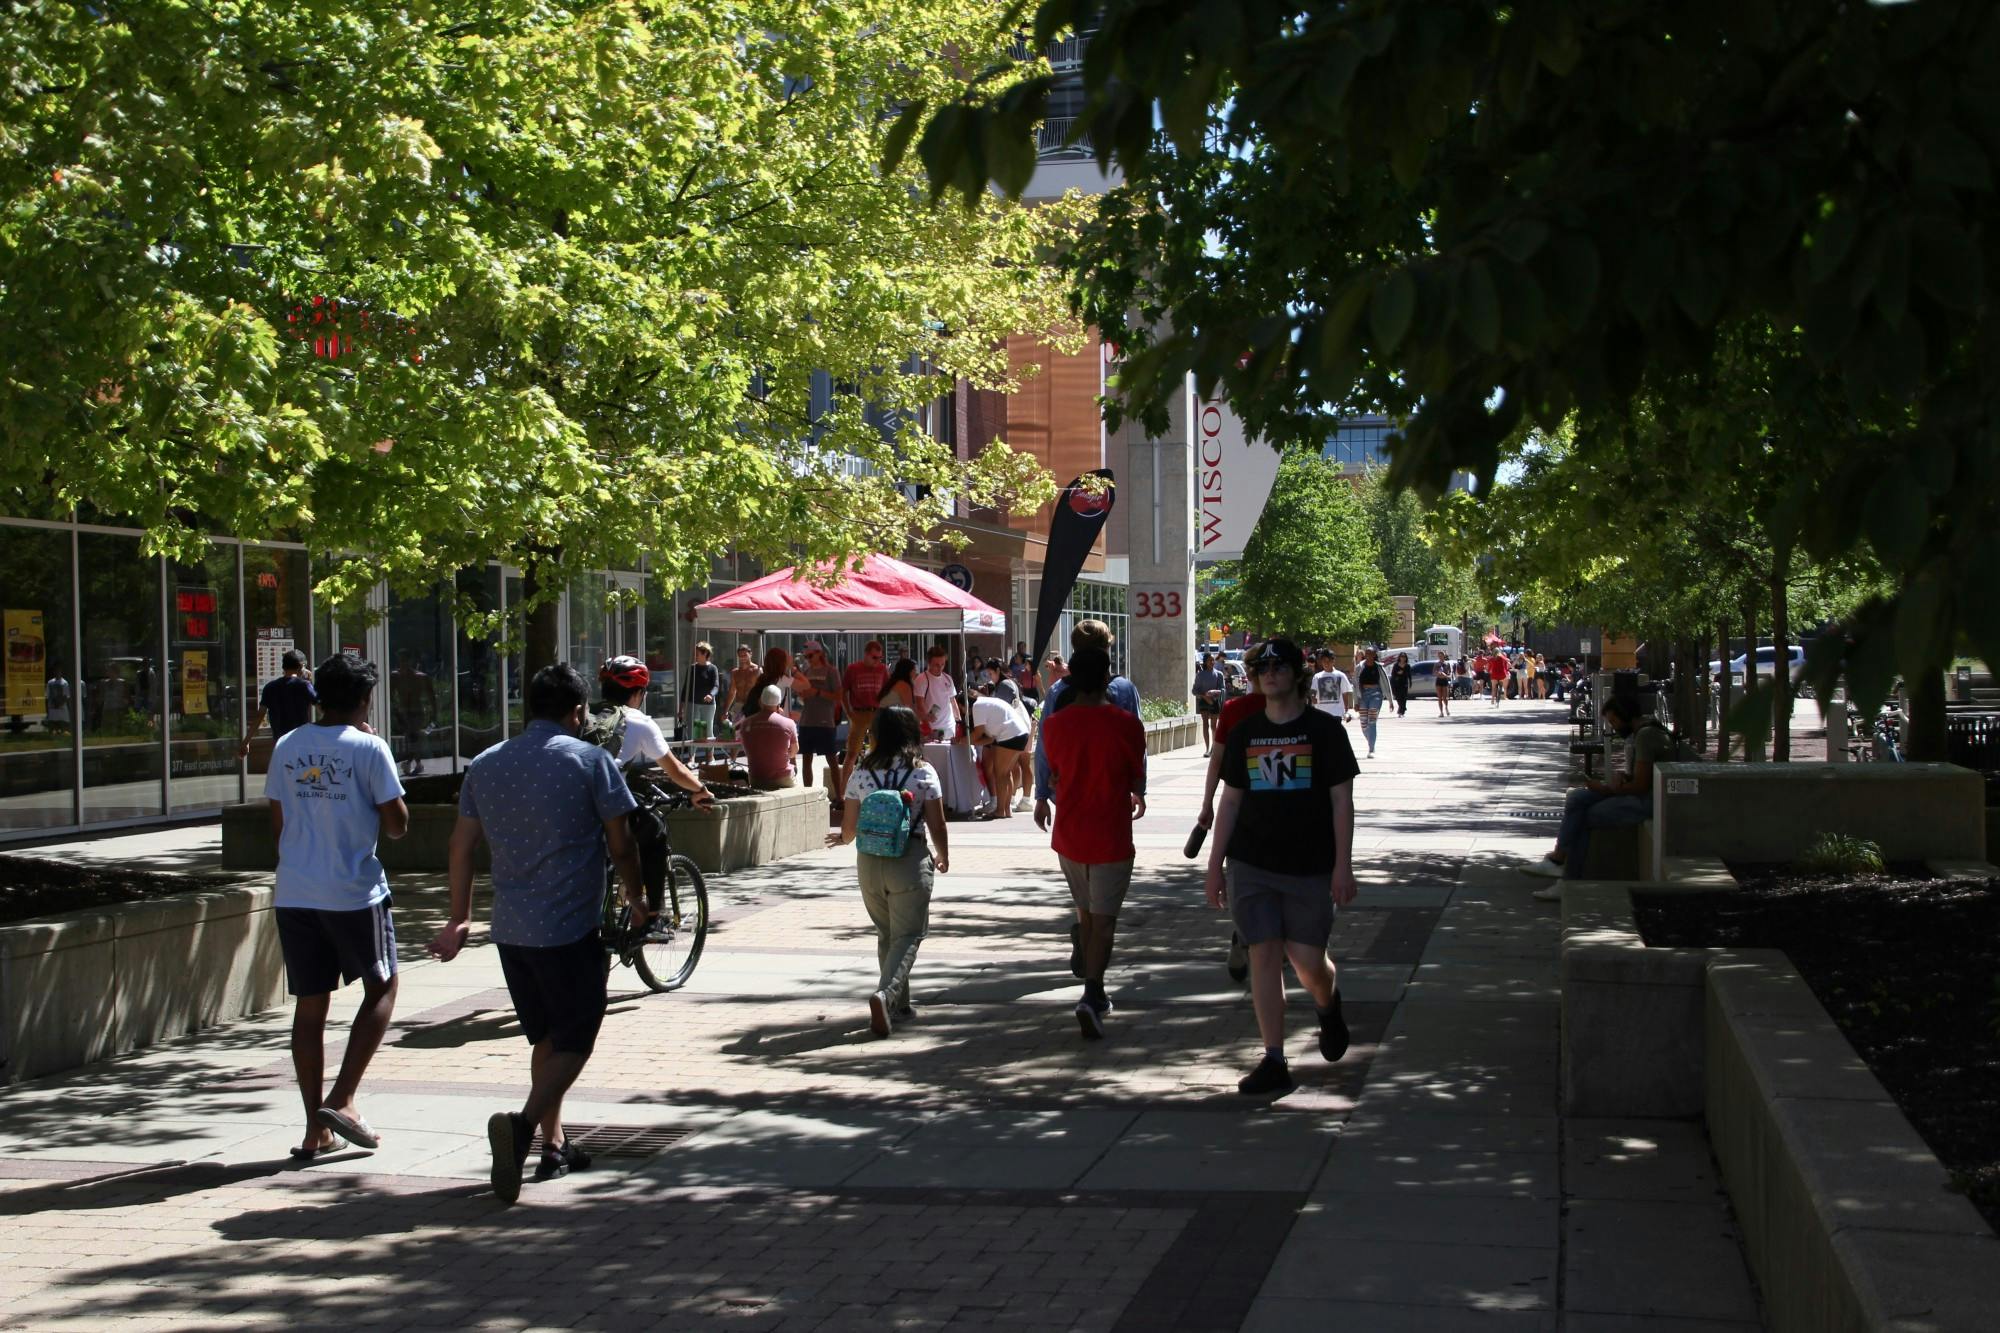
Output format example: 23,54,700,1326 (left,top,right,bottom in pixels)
224,785,829,878
1706,952,2000,1331
1651,762,1985,878
0,880,284,1083
1143,715,1199,755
